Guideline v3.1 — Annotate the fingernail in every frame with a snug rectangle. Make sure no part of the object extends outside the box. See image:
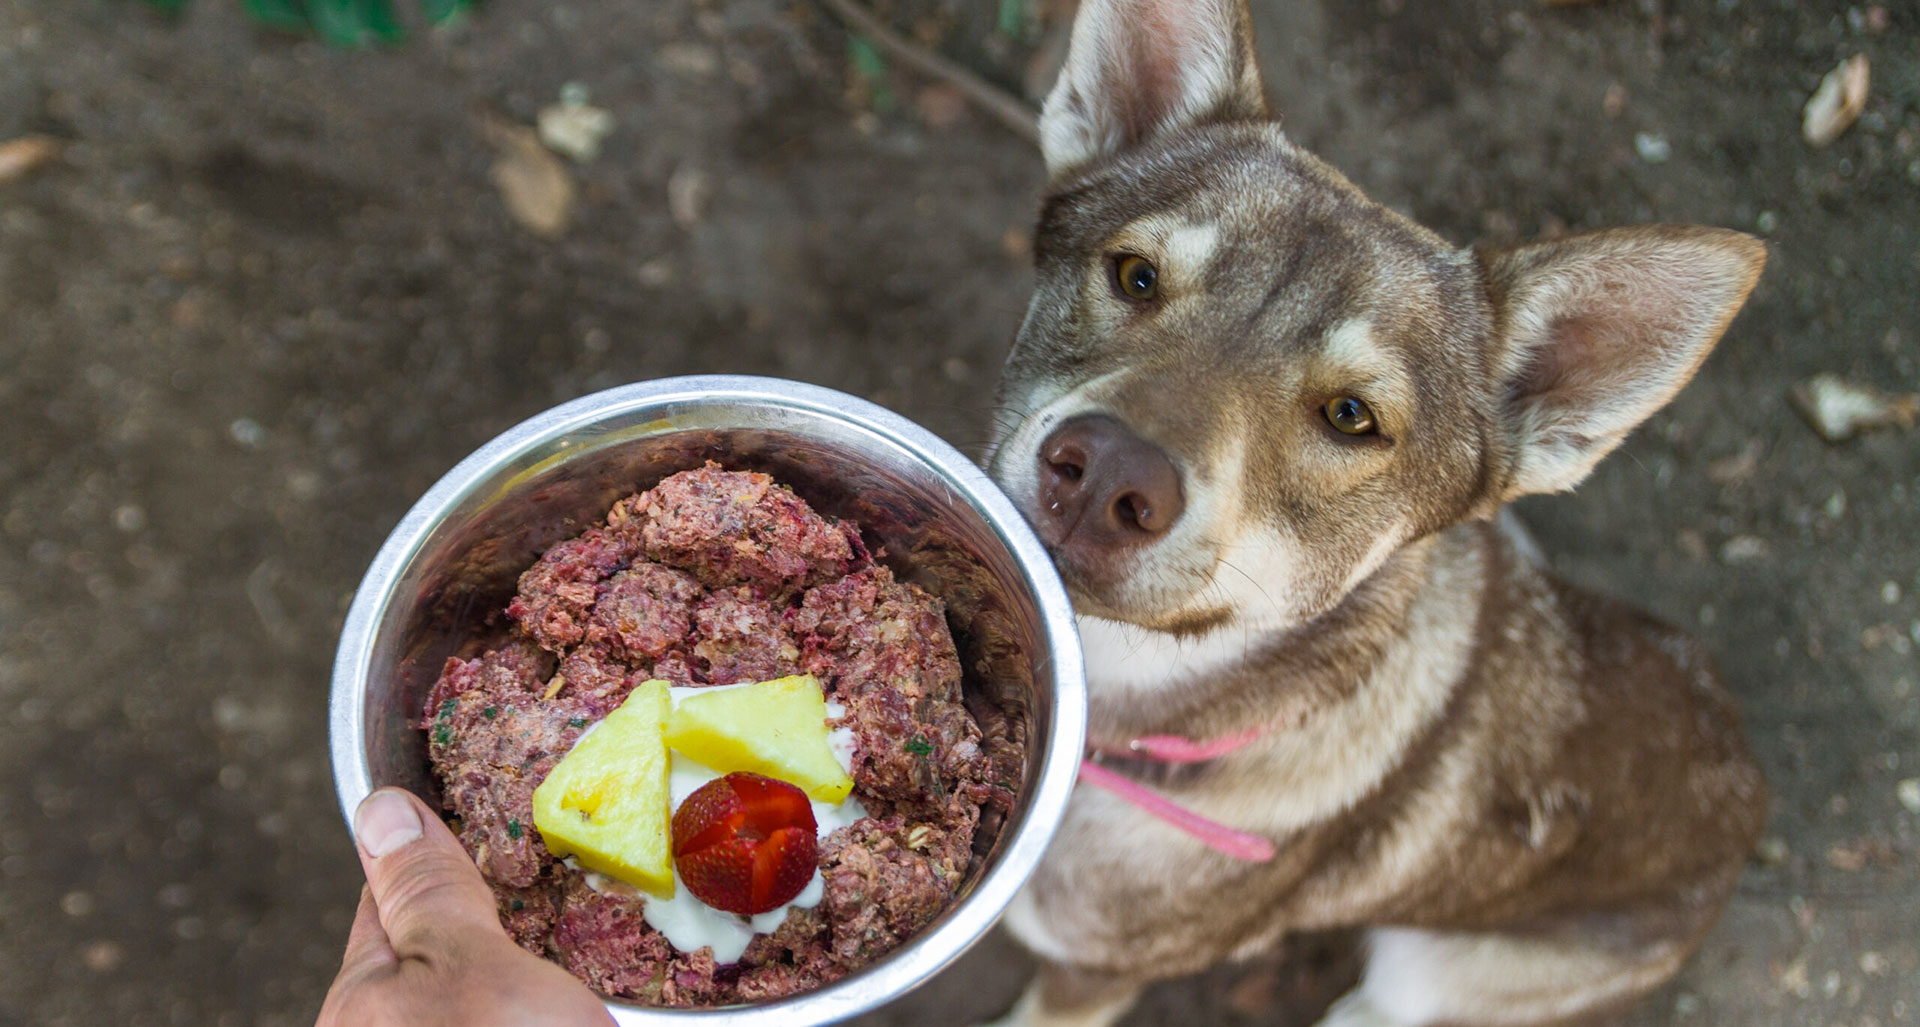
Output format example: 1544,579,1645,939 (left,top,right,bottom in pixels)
354,789,423,858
